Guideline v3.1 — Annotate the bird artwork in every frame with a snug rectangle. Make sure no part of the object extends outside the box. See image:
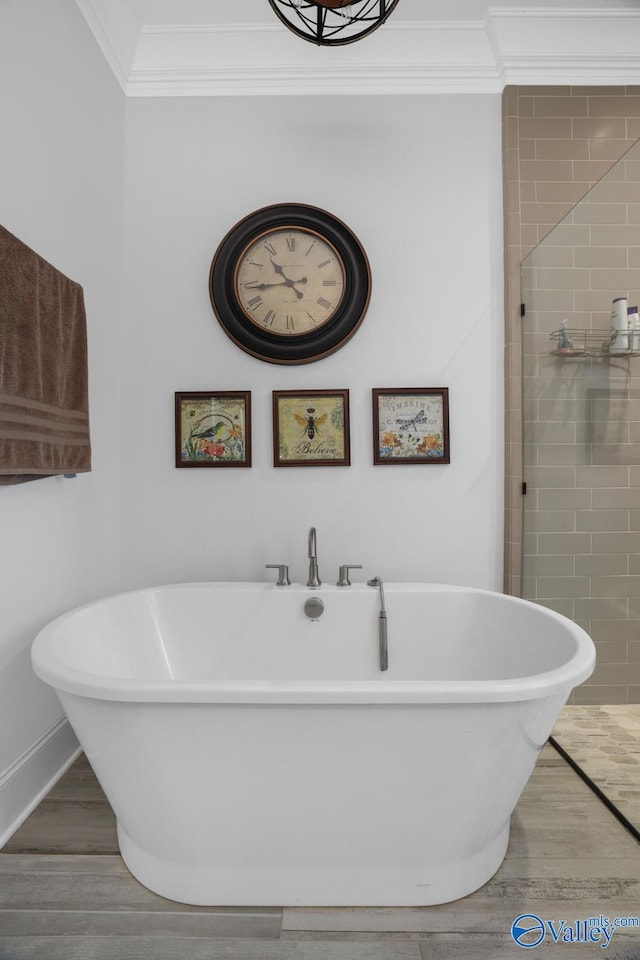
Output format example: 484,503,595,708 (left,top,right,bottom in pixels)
178,401,247,465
